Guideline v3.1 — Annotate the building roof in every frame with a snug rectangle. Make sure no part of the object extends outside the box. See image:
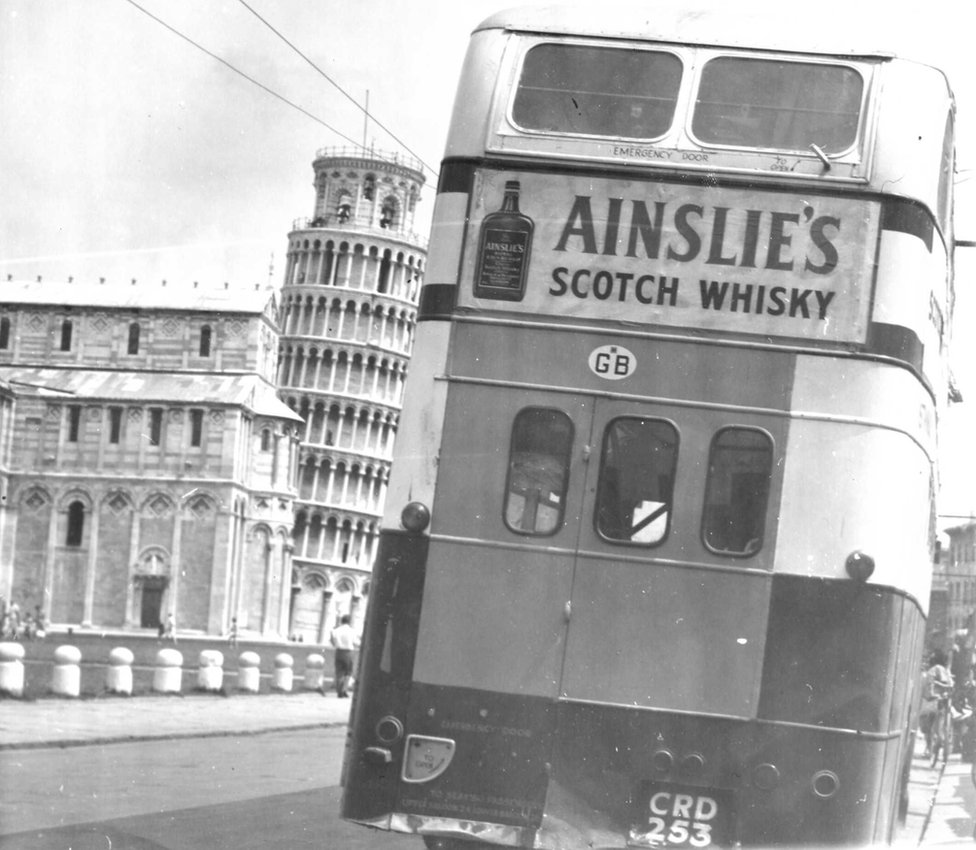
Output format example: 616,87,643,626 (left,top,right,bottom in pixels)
476,6,951,68
0,367,302,422
1,279,279,315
